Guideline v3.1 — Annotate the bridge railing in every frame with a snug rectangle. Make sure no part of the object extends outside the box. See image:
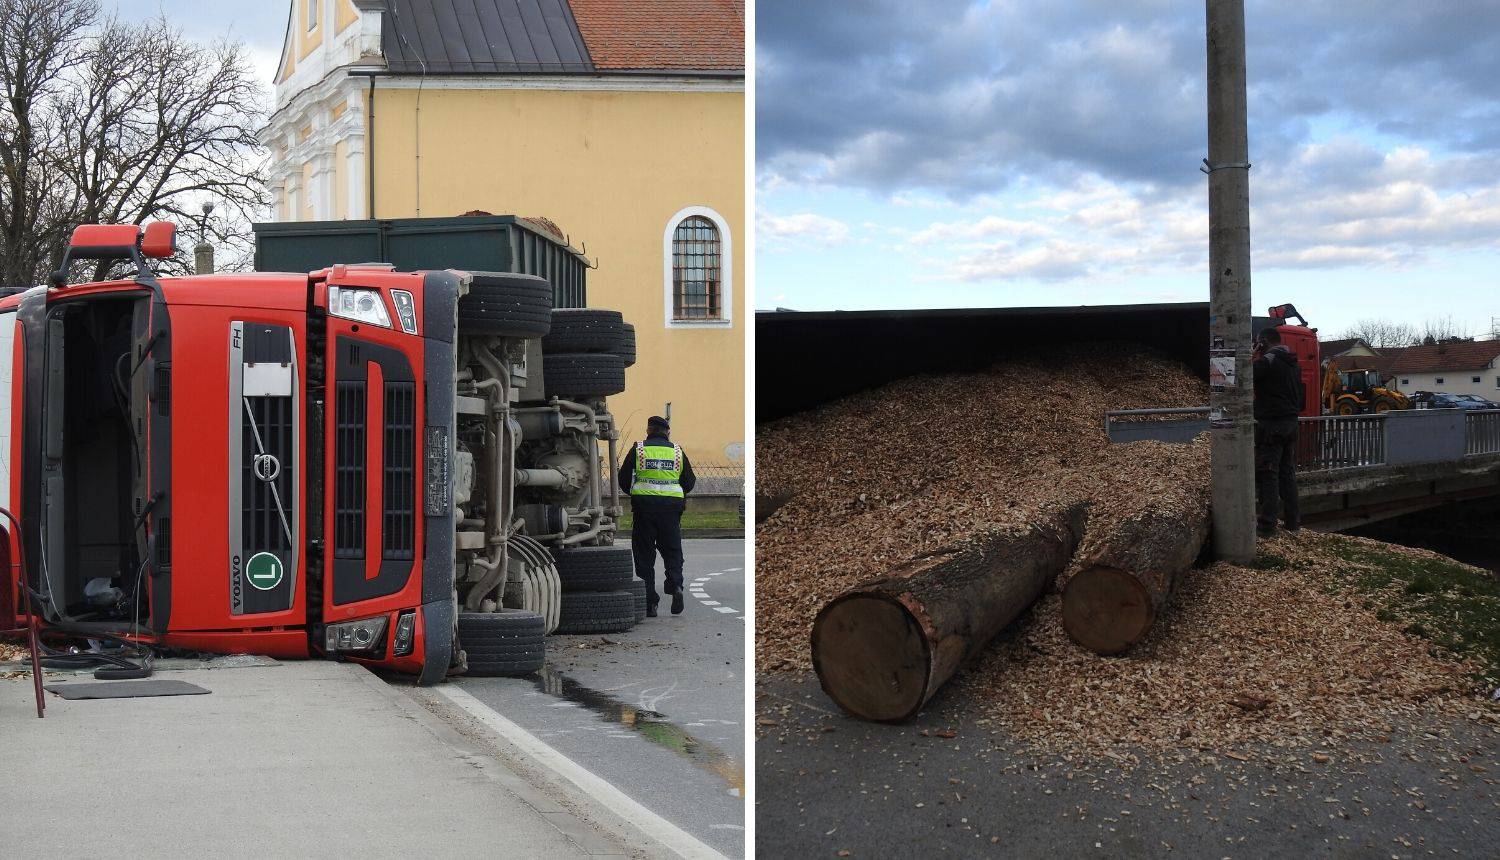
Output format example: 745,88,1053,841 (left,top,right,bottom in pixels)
1296,414,1386,472
1469,410,1500,456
